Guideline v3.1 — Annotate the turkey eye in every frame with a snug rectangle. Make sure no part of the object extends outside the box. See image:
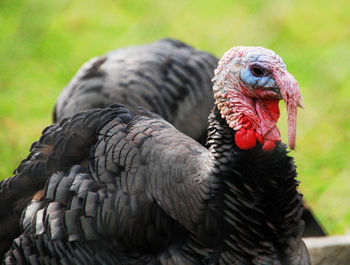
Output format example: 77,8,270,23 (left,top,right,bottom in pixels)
251,65,265,77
